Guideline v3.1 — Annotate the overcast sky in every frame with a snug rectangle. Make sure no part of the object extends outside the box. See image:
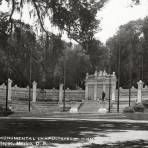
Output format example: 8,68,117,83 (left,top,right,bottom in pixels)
0,0,148,44
96,0,148,43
